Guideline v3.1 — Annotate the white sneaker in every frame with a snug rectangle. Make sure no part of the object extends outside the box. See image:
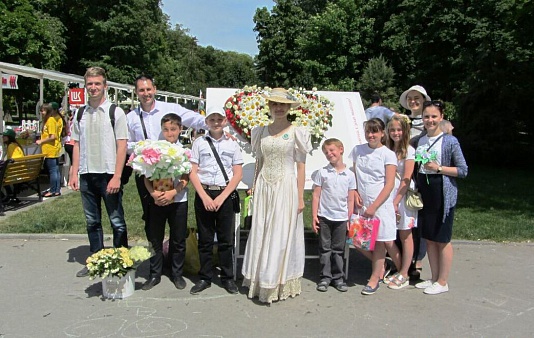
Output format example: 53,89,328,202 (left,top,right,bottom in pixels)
415,280,433,289
424,282,449,295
